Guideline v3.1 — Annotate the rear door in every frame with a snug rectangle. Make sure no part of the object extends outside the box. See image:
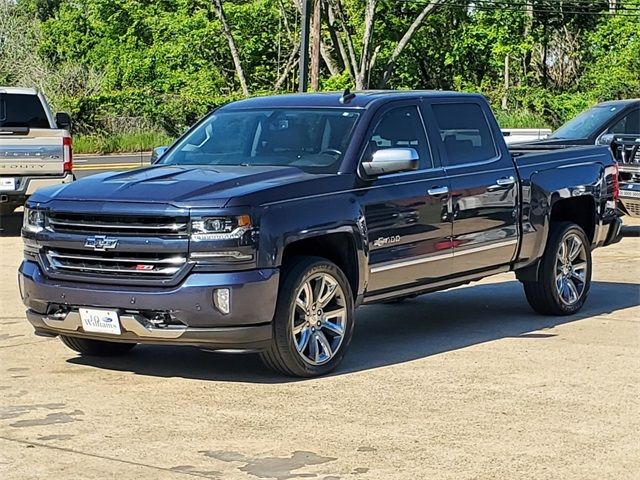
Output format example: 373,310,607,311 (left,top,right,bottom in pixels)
361,102,453,294
0,93,64,177
425,99,518,275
